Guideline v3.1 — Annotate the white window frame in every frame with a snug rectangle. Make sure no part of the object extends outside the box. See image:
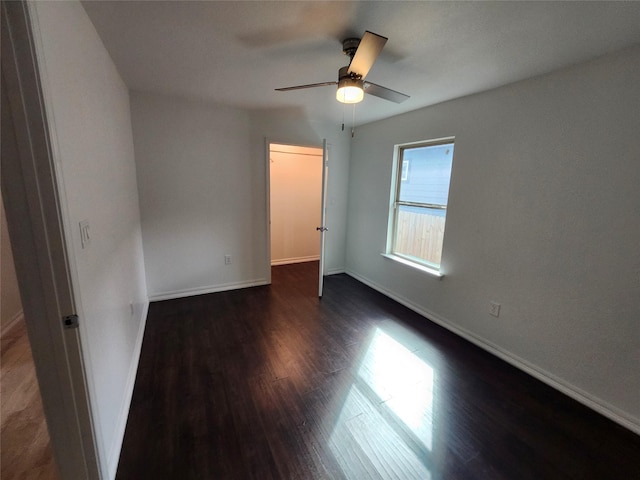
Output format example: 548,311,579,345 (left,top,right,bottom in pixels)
384,137,455,278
